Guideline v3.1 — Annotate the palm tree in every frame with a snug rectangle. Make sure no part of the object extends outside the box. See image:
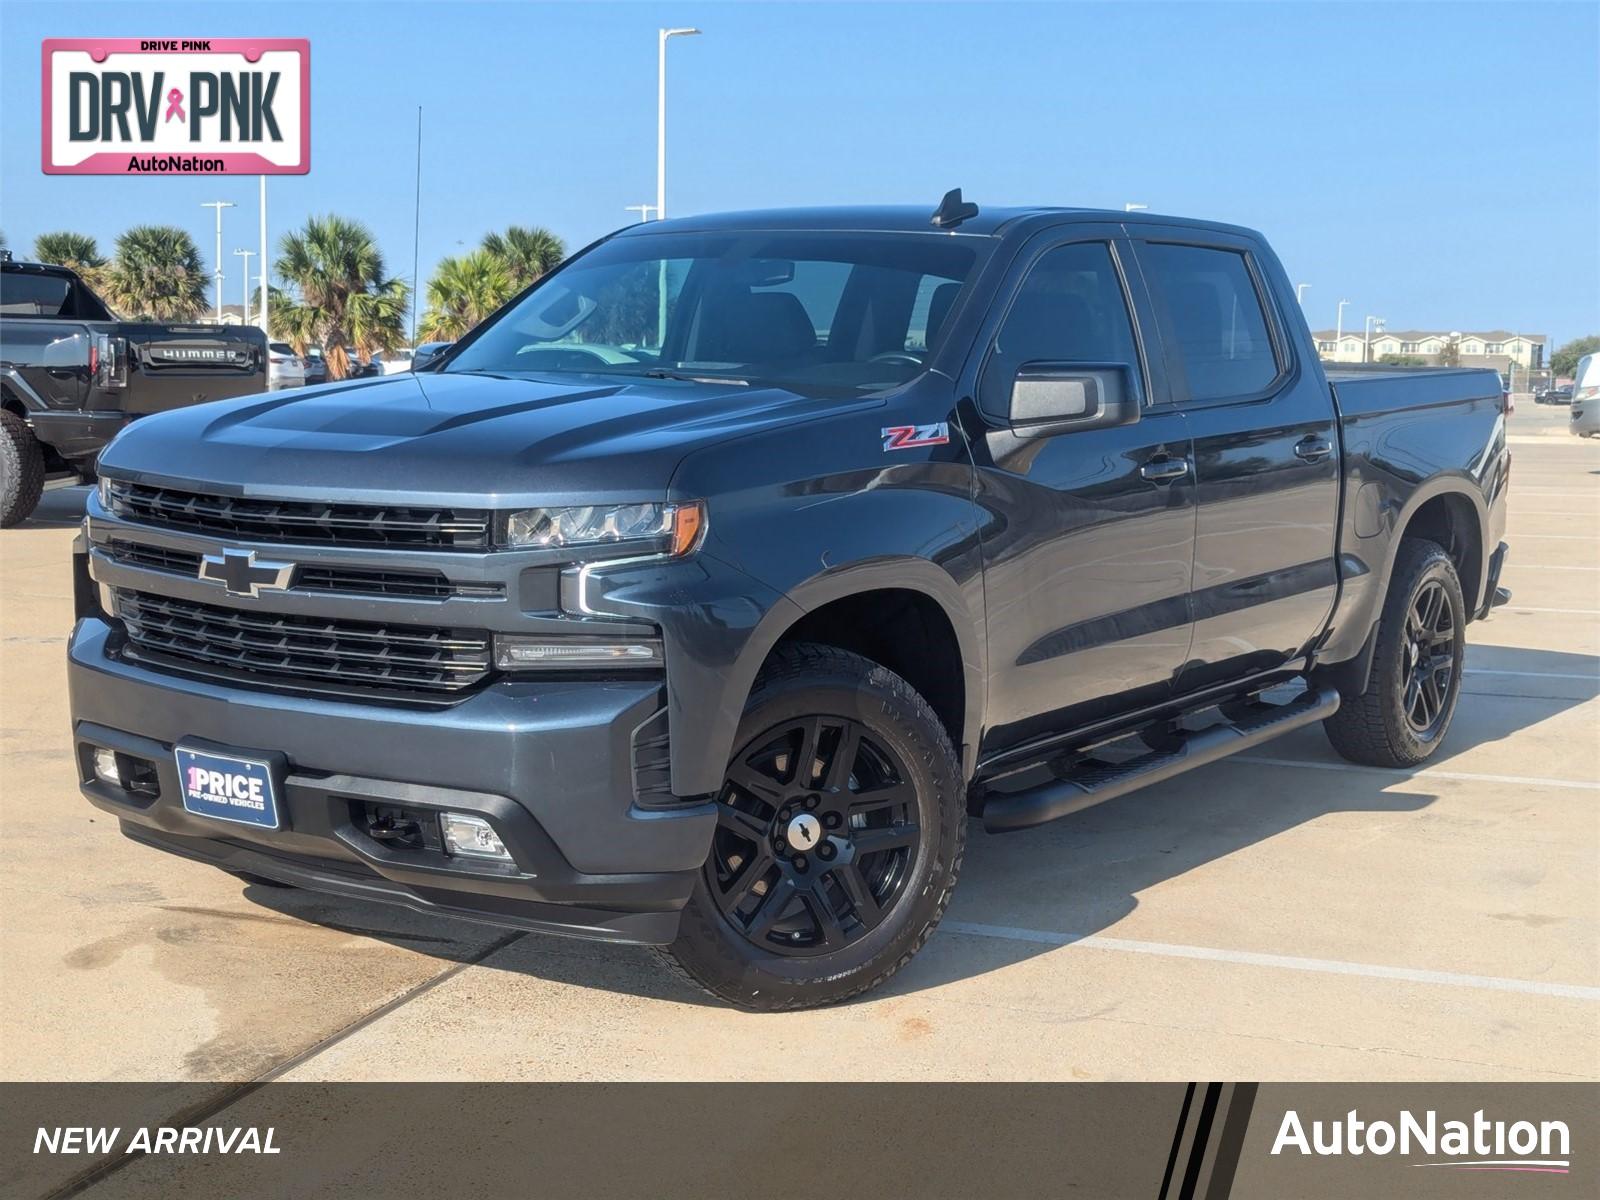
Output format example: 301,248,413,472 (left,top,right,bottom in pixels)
348,277,412,364
420,251,513,341
481,225,565,290
103,225,208,321
273,215,409,380
34,232,108,290
266,285,319,355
